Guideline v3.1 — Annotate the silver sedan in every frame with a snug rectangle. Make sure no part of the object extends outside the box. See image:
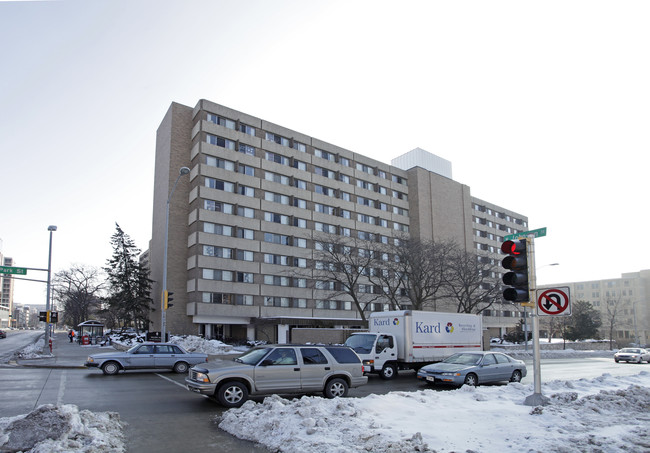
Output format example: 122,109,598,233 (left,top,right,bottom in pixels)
85,342,208,375
417,351,527,387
